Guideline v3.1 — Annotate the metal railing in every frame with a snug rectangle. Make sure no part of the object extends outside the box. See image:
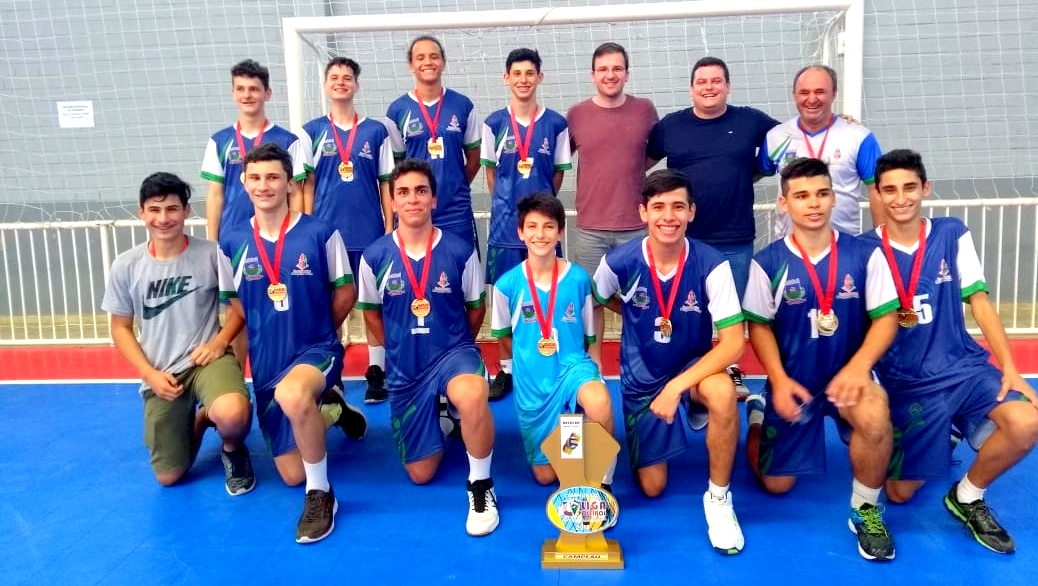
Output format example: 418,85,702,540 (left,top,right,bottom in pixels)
2,198,1036,345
